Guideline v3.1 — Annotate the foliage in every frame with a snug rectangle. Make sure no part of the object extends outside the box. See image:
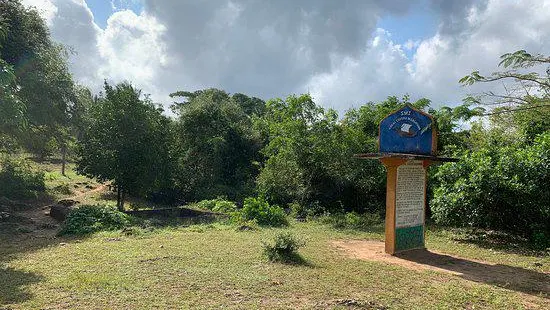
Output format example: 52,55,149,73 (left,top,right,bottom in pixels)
0,0,79,163
76,82,173,210
262,232,305,263
0,157,44,199
460,50,550,137
258,95,439,215
231,197,288,227
171,89,264,202
0,59,25,134
319,212,382,231
431,132,550,244
59,205,130,235
194,198,238,214
0,1,76,156
460,50,549,106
